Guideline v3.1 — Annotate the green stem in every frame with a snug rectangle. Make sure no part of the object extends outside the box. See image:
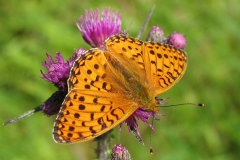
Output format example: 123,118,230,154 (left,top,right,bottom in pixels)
97,131,110,160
